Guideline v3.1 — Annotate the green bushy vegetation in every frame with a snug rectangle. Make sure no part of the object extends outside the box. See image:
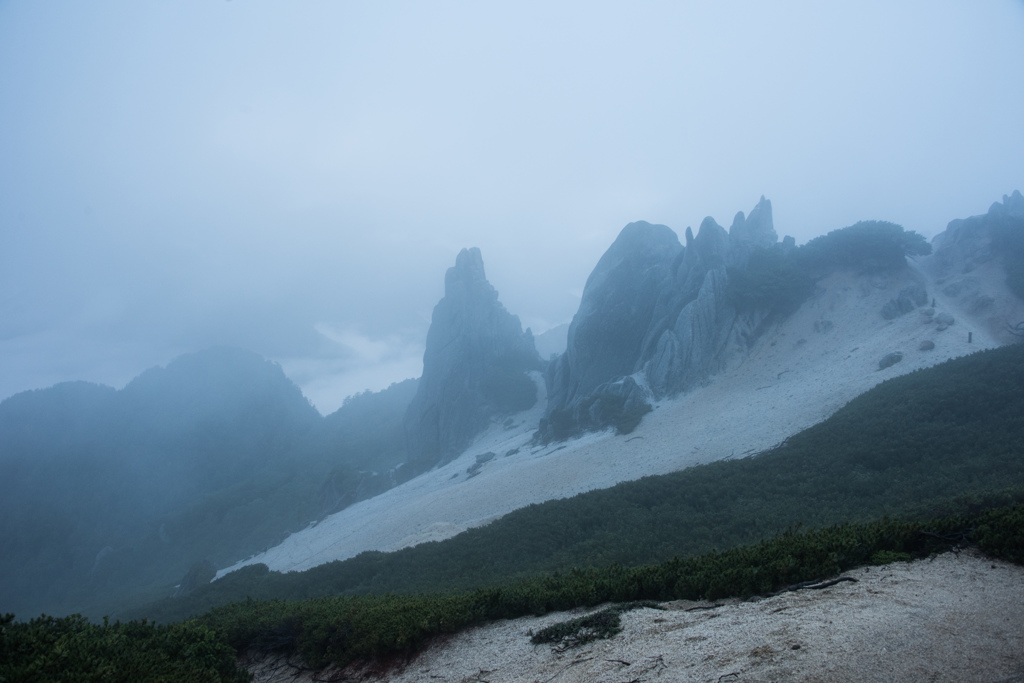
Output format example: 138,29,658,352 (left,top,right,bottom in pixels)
7,504,1023,677
190,505,1024,669
728,220,931,316
727,245,814,315
530,601,662,649
142,343,1024,625
0,613,250,682
798,220,932,273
